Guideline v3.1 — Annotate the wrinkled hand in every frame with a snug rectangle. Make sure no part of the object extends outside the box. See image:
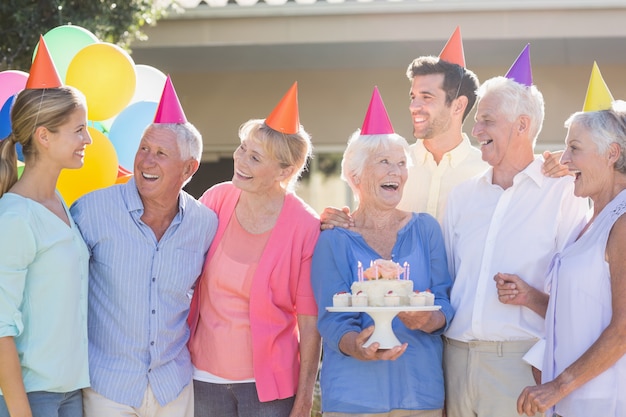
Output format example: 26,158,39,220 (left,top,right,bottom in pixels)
541,150,571,178
517,381,562,416
494,272,533,307
340,326,407,361
397,311,434,330
320,206,354,231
